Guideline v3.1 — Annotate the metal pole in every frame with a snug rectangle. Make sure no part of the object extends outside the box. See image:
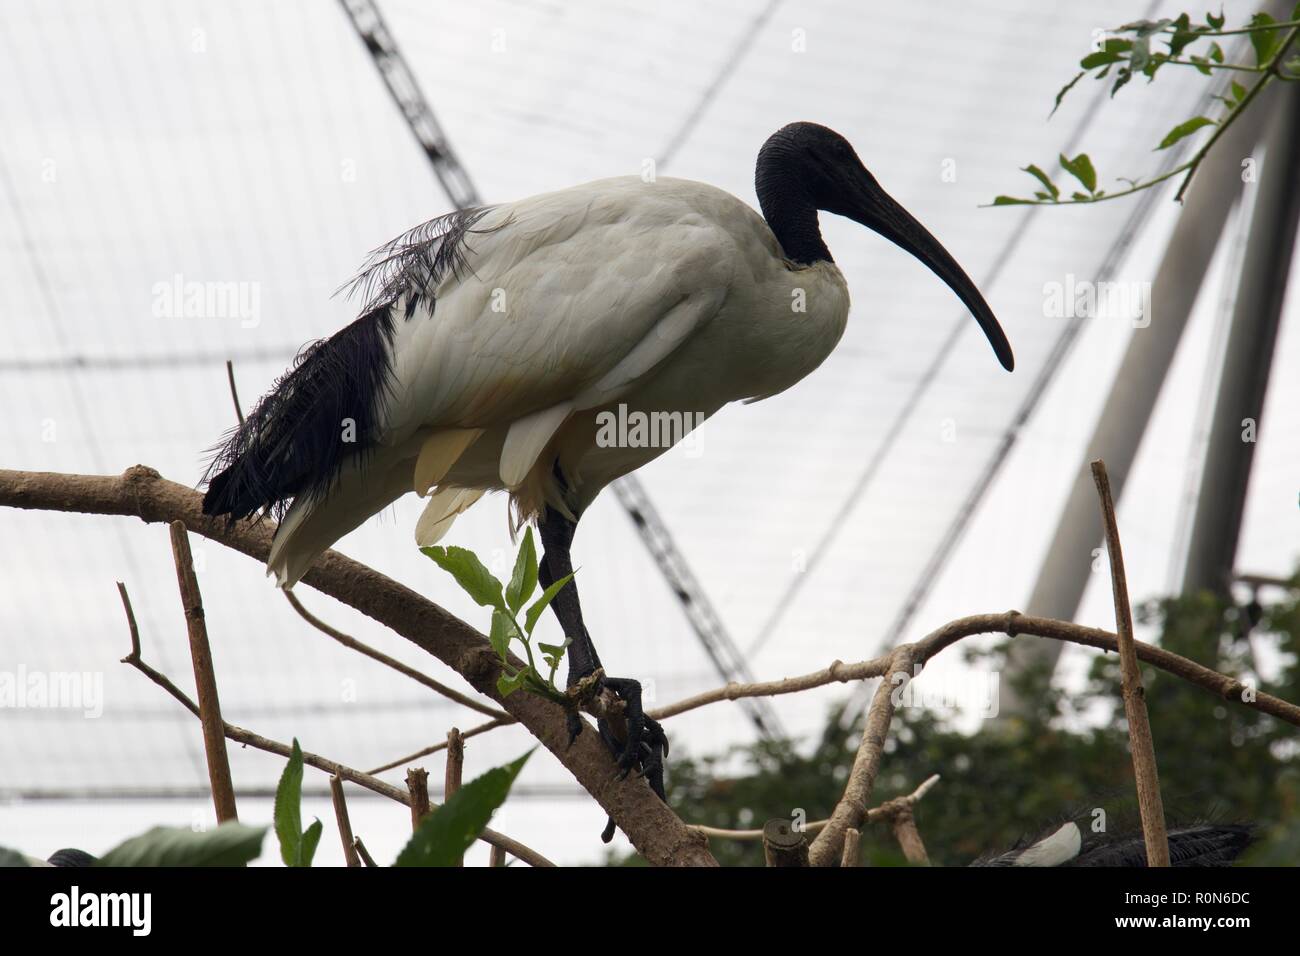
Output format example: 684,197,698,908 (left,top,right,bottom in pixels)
1182,82,1300,595
998,86,1273,717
